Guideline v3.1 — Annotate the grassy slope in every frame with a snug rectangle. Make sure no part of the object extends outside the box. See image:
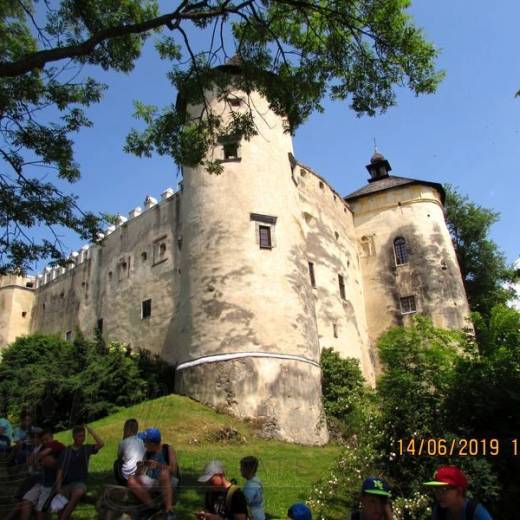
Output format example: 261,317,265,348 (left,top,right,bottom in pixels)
54,394,340,519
